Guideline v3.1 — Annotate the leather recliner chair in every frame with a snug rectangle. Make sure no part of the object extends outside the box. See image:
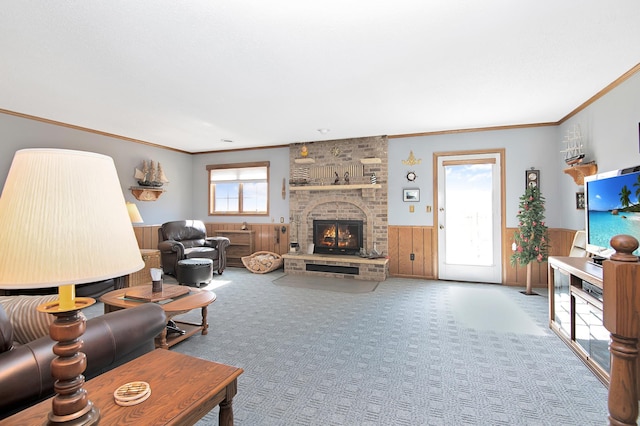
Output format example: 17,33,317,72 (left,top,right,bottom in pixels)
158,220,230,276
0,303,166,419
